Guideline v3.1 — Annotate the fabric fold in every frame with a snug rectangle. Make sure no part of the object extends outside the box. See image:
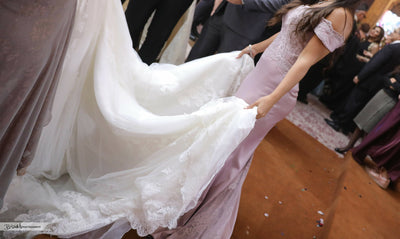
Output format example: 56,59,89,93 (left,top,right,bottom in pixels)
1,0,256,238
